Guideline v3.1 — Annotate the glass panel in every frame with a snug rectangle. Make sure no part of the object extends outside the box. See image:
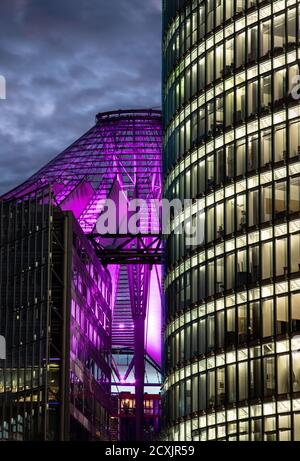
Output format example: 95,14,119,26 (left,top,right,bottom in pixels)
276,296,288,335
290,177,300,213
263,357,275,397
292,352,300,392
277,354,290,394
238,362,248,401
262,299,274,337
